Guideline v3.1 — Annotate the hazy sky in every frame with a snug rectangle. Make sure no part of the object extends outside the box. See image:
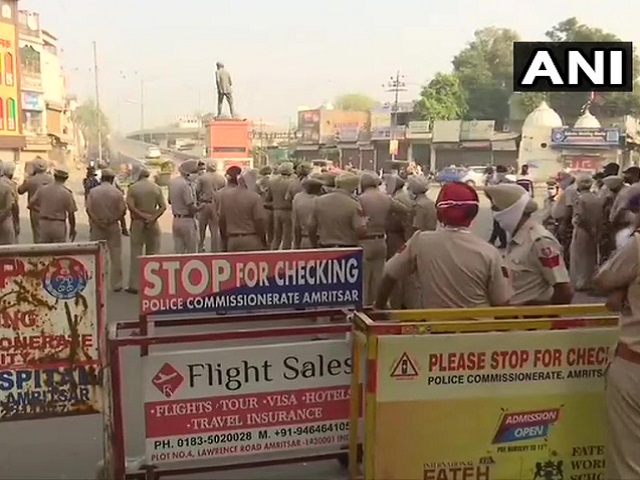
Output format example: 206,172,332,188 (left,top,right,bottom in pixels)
20,0,639,133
